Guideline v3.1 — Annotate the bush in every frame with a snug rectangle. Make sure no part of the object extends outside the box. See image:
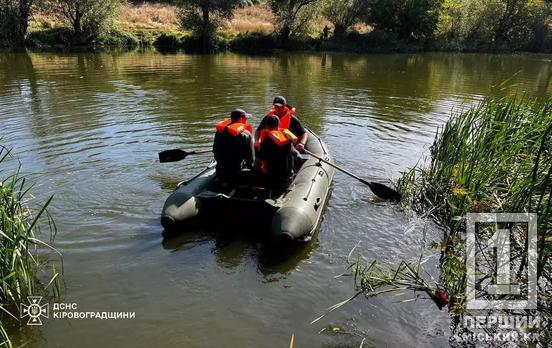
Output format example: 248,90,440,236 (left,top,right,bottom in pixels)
362,0,442,41
177,0,242,50
40,0,123,45
25,27,73,48
101,28,140,47
229,31,277,51
215,33,231,50
436,0,552,50
180,34,207,51
153,32,181,50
